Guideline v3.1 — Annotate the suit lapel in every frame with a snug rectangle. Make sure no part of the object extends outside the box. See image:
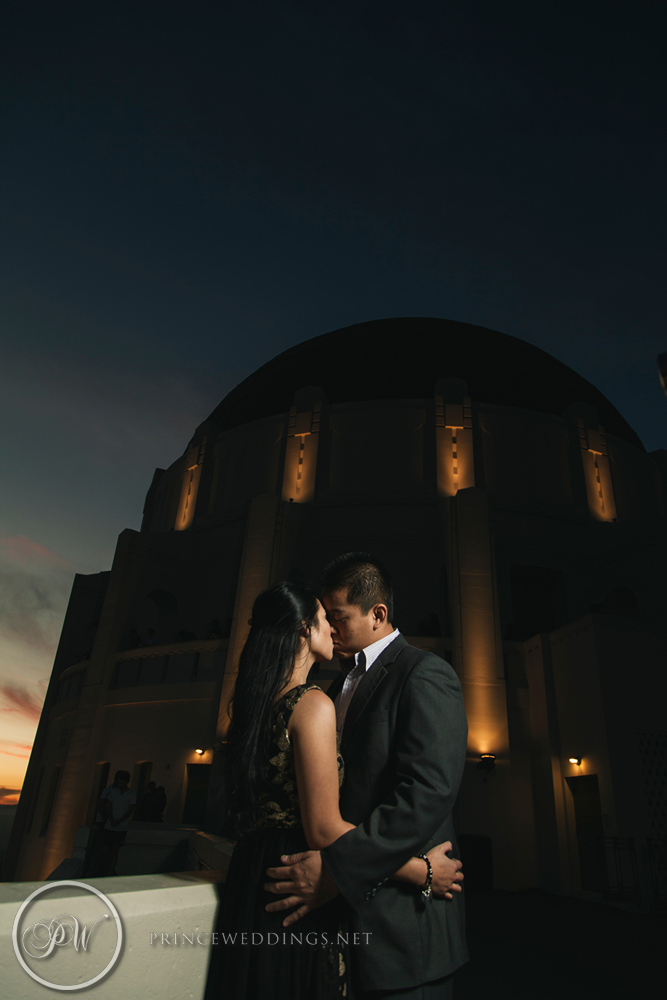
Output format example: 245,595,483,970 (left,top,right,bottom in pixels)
341,634,407,755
